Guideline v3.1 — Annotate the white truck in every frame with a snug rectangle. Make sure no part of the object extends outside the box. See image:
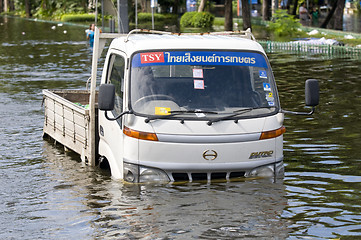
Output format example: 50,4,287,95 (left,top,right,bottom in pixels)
43,28,319,183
